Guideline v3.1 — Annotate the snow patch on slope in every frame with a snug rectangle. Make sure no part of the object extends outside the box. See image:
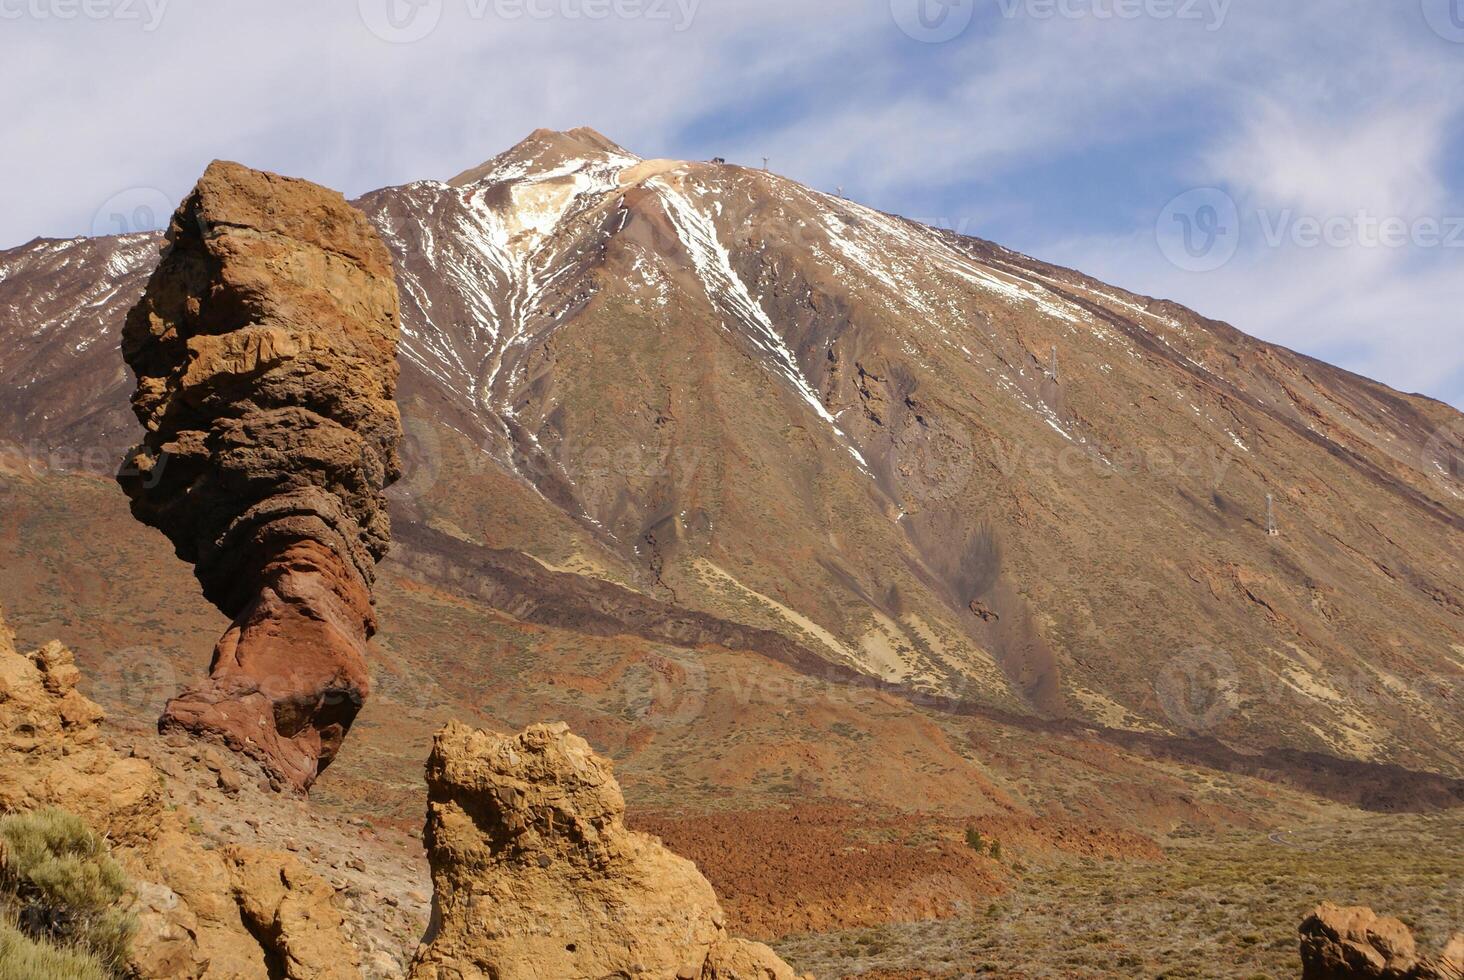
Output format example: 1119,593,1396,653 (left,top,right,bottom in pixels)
652,177,871,472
